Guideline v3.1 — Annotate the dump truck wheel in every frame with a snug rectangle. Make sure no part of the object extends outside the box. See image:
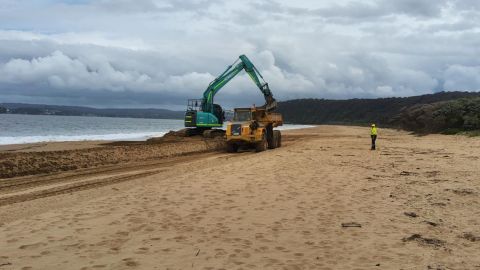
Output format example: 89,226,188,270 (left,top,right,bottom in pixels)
255,134,268,152
274,130,282,148
226,143,238,153
267,126,275,149
270,131,278,149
